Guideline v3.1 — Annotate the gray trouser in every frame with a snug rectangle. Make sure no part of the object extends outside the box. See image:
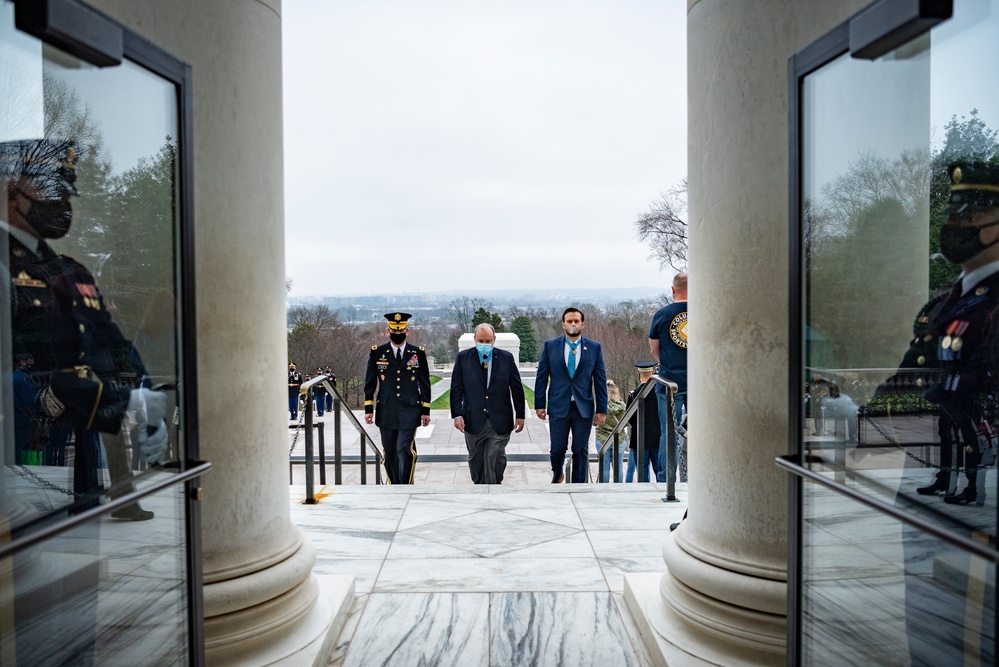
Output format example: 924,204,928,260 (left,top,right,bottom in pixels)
464,418,510,484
